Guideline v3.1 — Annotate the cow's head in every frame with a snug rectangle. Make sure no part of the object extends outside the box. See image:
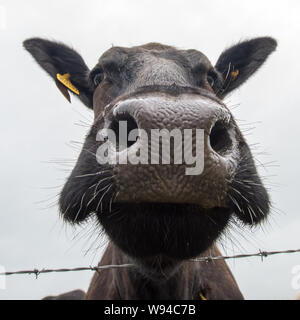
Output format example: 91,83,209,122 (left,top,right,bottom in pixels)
24,37,276,270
